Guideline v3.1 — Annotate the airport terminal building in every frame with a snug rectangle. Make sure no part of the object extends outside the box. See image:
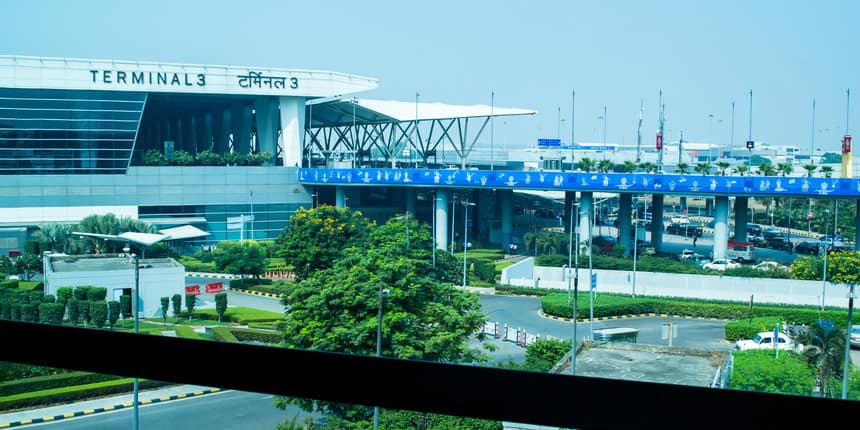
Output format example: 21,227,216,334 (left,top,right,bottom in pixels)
0,55,379,253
